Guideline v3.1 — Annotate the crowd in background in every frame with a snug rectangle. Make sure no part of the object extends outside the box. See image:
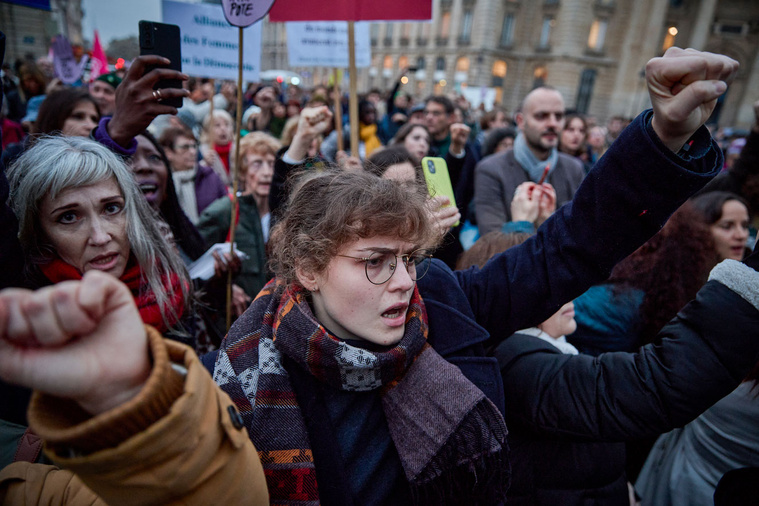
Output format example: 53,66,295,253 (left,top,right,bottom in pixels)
1,43,759,506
